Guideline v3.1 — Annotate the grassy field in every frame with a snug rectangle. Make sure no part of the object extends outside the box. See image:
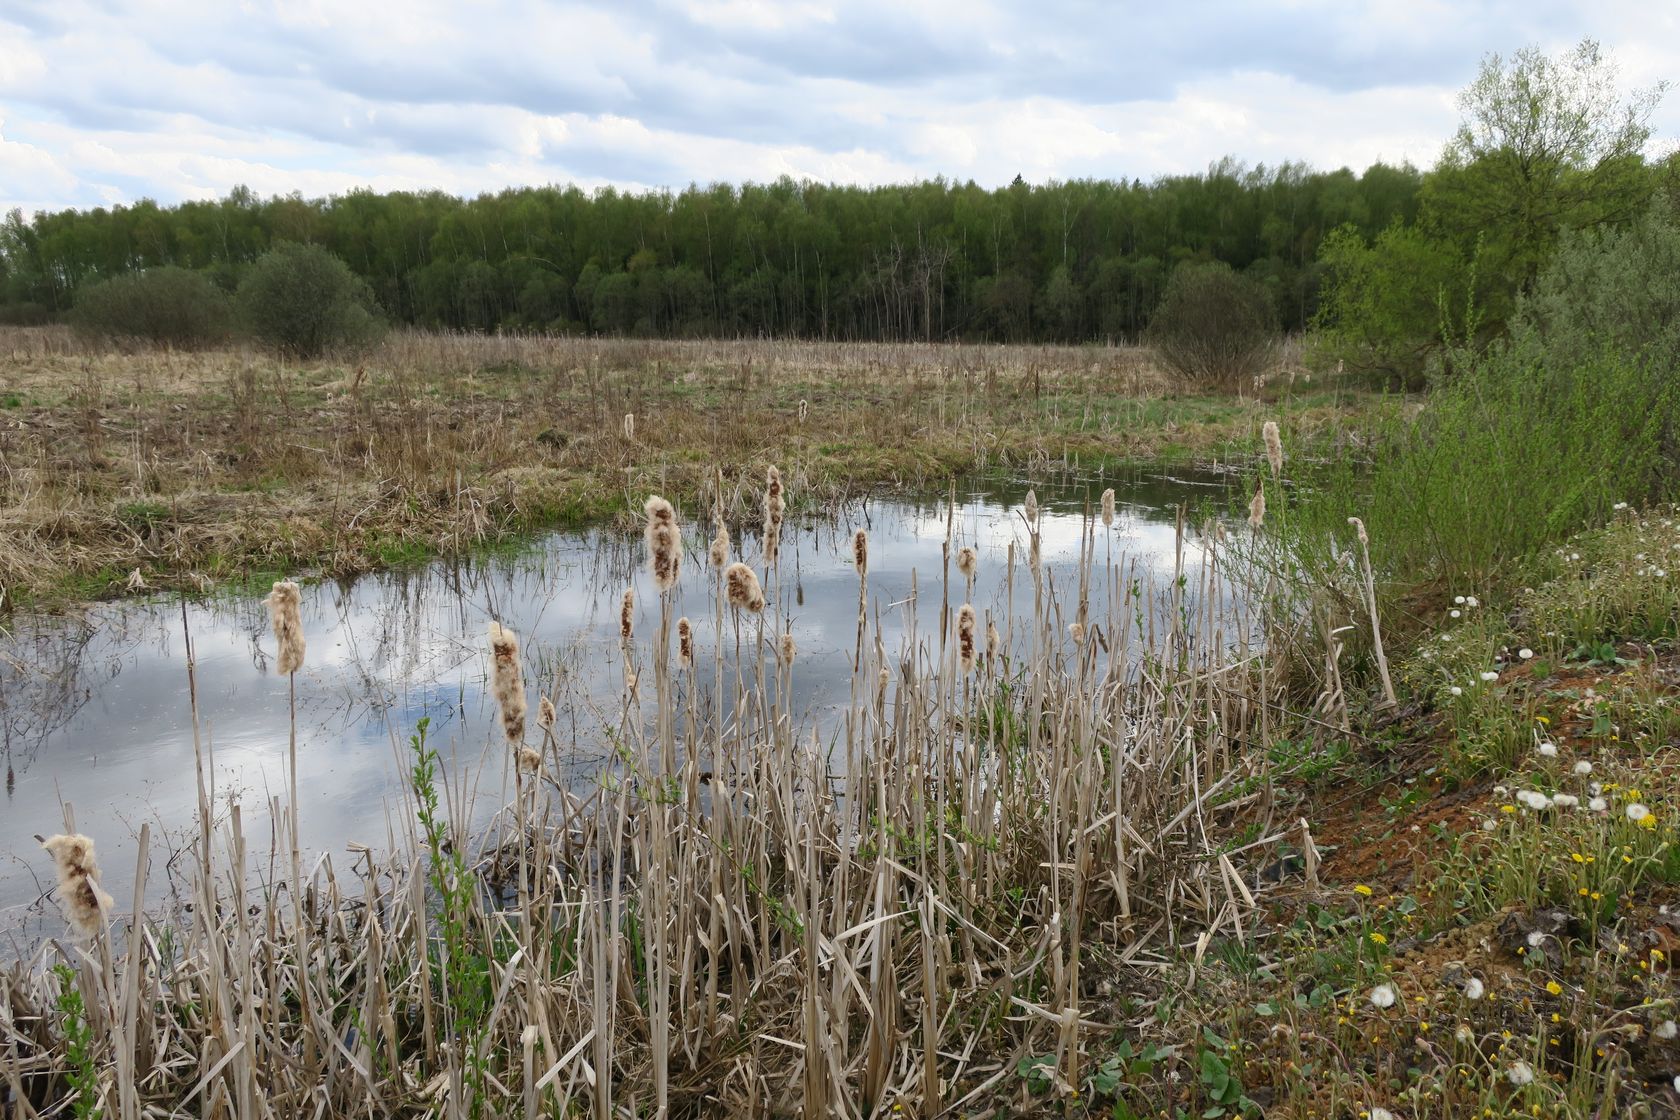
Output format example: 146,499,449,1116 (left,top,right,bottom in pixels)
0,328,1374,608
